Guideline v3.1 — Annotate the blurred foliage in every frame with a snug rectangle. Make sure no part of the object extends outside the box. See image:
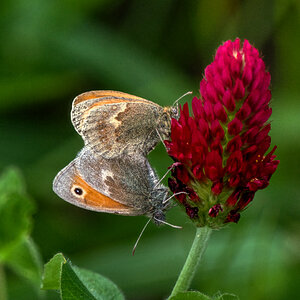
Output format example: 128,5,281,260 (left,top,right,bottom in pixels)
0,168,42,299
0,0,299,299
